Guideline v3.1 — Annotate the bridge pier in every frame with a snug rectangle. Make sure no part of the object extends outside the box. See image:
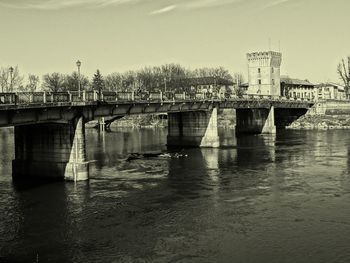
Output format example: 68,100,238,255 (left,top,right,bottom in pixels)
167,108,220,148
235,106,276,134
12,116,89,181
